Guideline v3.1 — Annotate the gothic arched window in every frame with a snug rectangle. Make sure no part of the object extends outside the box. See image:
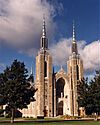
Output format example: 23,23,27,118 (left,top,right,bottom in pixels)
76,65,79,80
44,61,47,77
56,78,65,98
42,41,43,48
